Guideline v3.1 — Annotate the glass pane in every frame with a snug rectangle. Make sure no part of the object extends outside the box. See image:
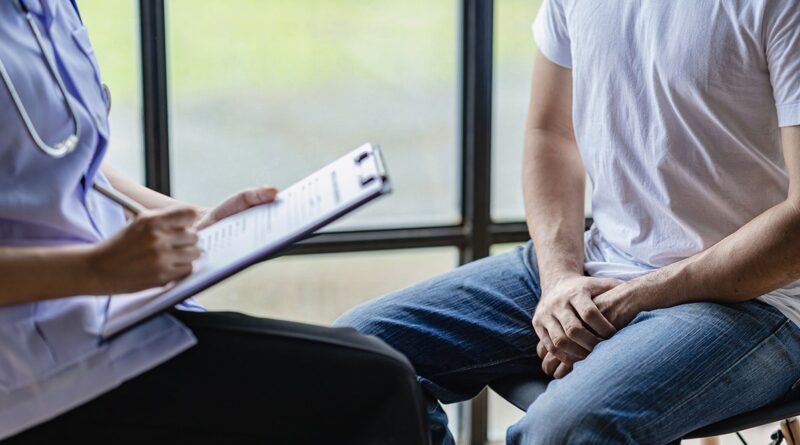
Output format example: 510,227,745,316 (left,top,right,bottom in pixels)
488,389,525,442
444,403,461,445
491,0,592,222
196,248,458,325
79,1,144,182
167,1,459,230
